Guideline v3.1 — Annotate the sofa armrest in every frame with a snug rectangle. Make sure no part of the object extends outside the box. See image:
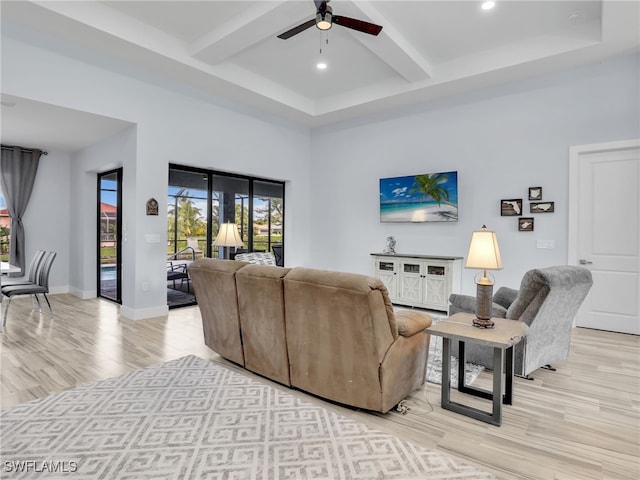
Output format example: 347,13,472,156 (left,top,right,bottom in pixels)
493,287,518,310
449,293,508,318
395,310,432,337
448,293,477,313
